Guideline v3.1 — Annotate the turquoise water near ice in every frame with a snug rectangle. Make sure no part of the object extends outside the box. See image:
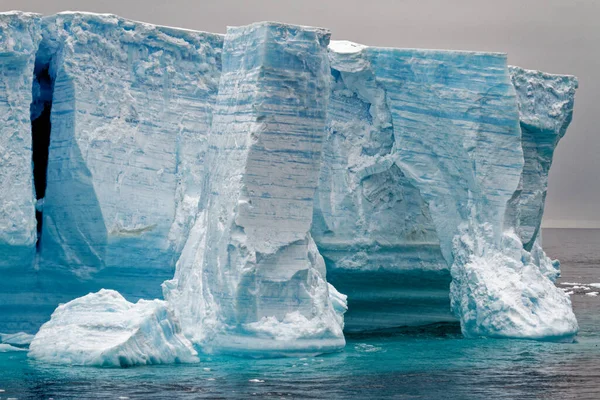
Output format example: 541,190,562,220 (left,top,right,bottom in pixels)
1,228,598,399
